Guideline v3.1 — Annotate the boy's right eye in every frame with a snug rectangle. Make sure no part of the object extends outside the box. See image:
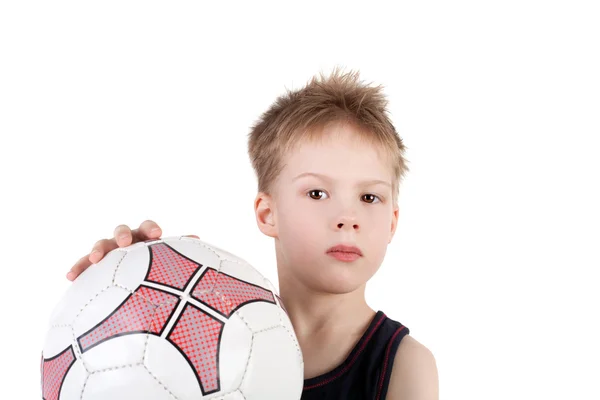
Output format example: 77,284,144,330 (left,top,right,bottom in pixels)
307,189,328,200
